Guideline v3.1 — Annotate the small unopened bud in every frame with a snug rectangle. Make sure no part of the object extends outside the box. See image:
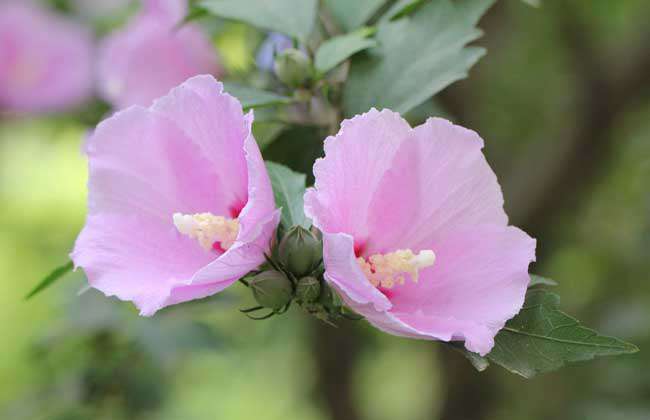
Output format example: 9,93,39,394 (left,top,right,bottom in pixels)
317,281,342,310
278,226,322,277
250,270,293,310
296,276,321,303
317,282,332,305
274,48,312,87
